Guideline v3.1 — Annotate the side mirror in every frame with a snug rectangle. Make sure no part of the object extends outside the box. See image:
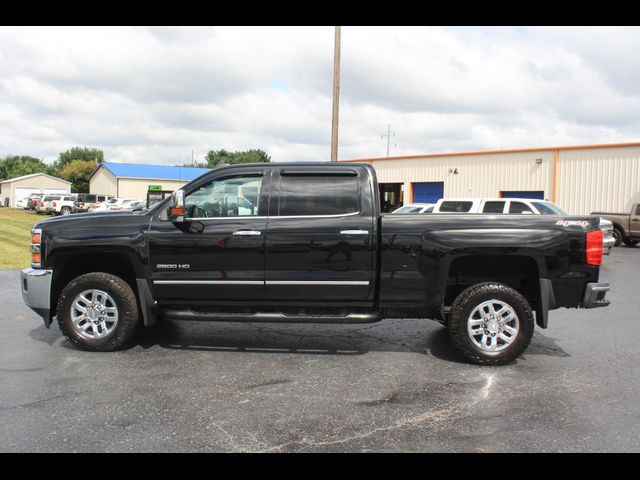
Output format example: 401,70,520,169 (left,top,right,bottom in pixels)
169,190,186,222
